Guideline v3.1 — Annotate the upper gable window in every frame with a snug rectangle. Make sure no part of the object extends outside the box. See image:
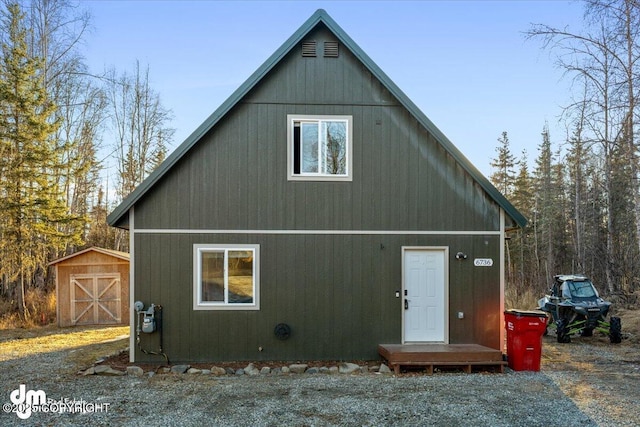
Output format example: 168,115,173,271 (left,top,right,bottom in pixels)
287,115,352,181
